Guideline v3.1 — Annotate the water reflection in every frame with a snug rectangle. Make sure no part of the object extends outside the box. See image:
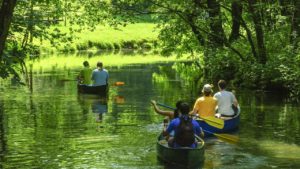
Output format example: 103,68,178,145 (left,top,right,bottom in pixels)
0,101,7,163
0,62,300,169
91,98,108,122
77,94,109,123
114,96,125,104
